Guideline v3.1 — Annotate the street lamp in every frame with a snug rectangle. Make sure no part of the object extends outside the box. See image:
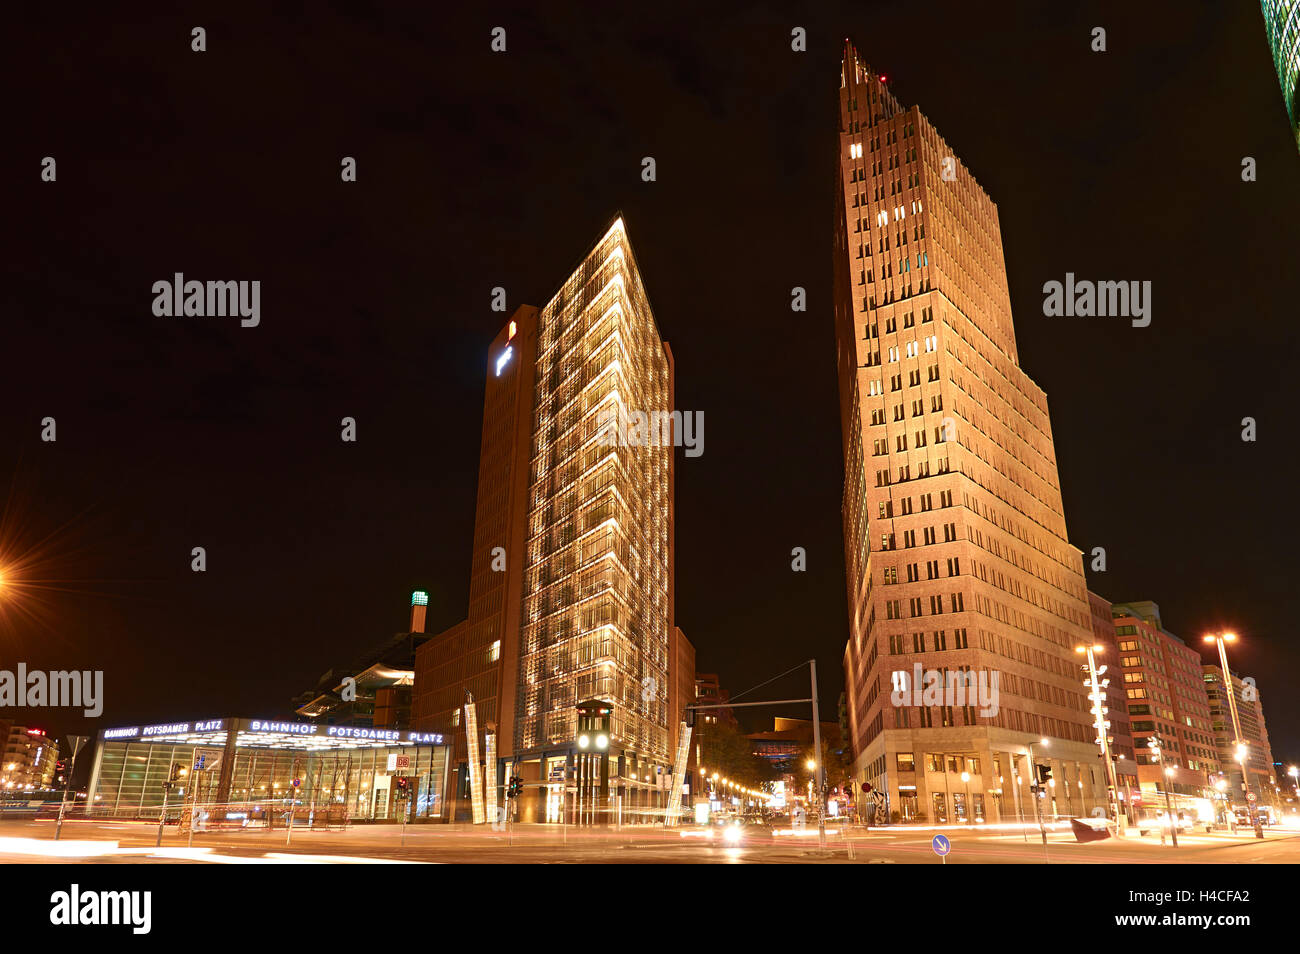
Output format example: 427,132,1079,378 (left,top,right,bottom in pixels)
1163,765,1179,848
1026,737,1049,845
960,771,972,823
1204,631,1262,838
1076,643,1123,835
